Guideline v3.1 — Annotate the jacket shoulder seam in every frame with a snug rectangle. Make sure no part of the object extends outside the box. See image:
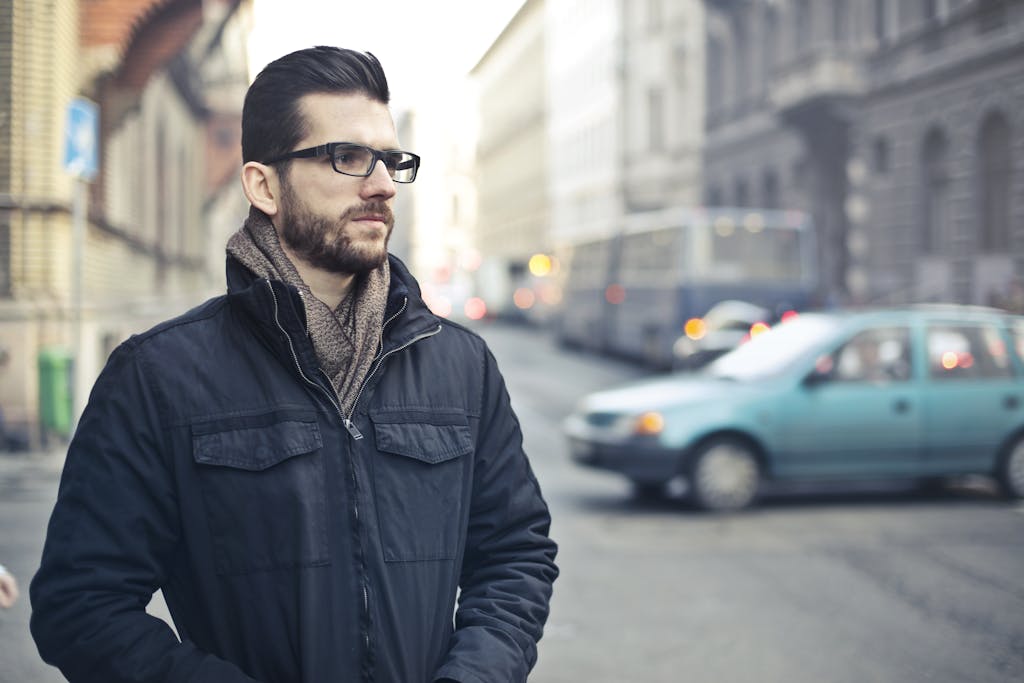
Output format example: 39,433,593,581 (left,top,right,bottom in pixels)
129,296,230,345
